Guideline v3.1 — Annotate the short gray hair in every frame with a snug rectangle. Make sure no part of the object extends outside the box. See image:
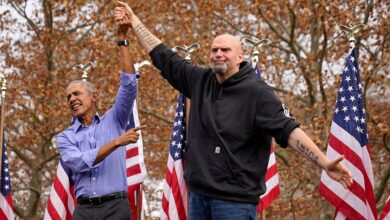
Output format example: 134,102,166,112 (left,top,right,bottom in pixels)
67,80,97,93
